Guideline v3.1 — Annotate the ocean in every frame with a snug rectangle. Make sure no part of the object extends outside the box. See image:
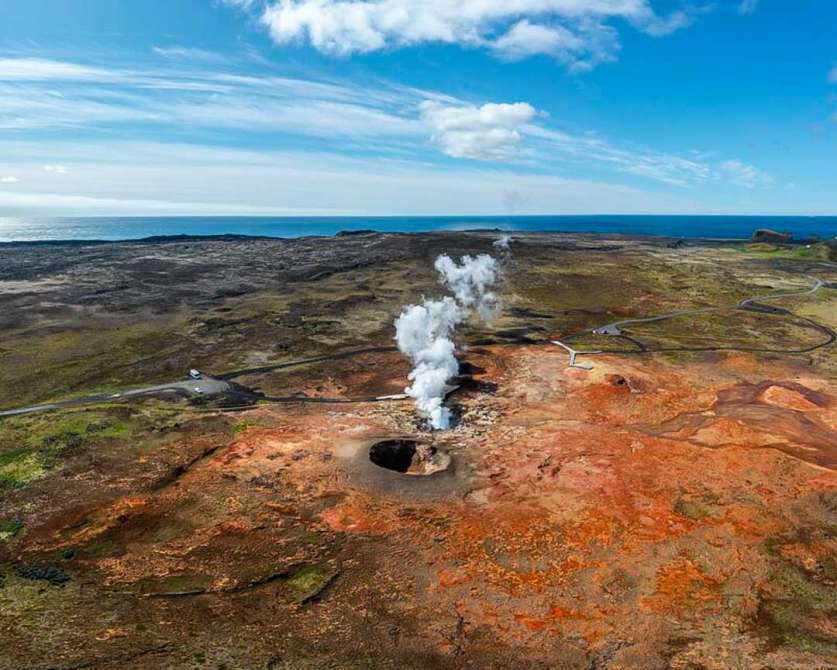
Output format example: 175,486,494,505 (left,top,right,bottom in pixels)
0,215,834,243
